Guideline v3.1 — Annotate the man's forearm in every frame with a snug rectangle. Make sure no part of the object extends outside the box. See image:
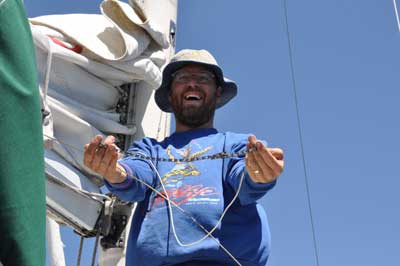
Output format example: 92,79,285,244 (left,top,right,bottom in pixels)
106,163,127,184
